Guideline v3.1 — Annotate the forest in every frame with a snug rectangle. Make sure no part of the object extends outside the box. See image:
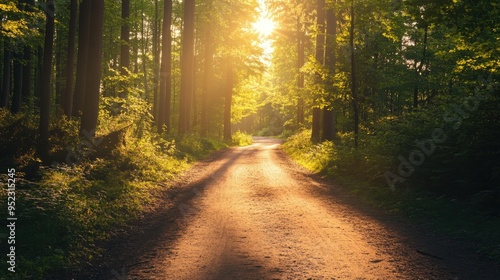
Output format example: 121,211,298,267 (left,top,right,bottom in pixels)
0,0,499,278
